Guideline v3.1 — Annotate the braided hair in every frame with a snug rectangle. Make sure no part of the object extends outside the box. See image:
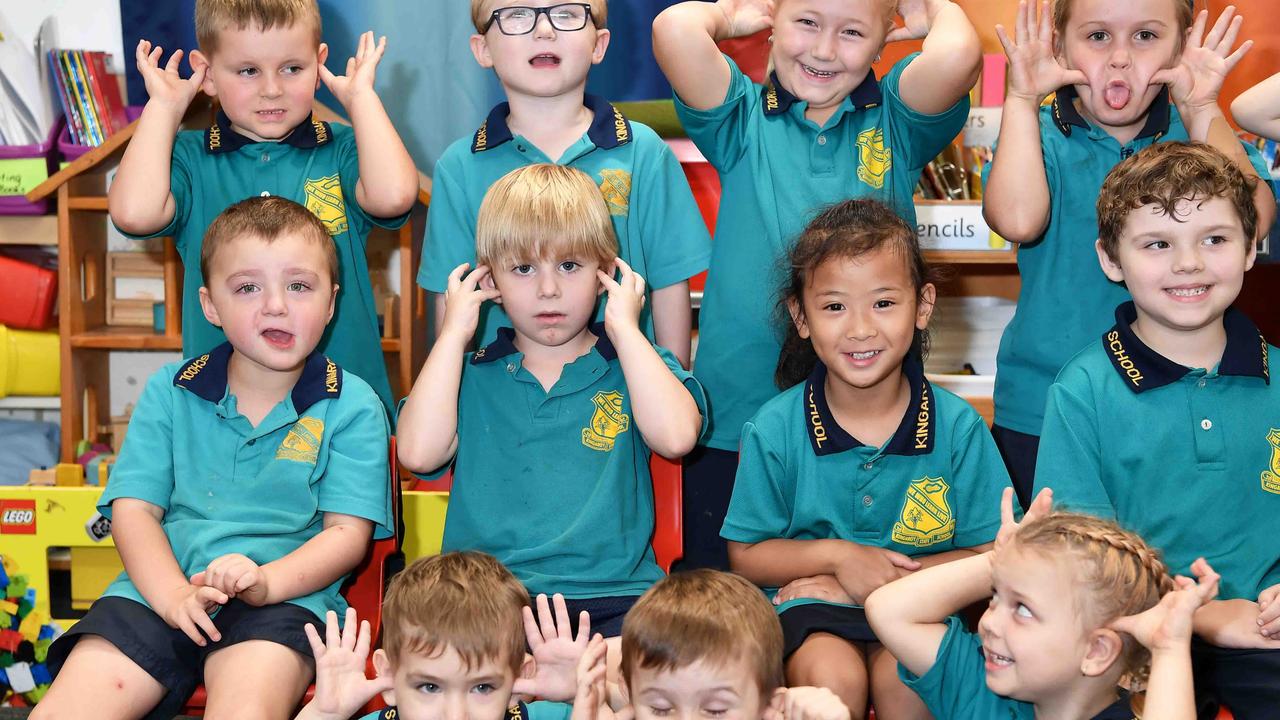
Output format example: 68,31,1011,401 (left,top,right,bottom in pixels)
1012,512,1175,687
